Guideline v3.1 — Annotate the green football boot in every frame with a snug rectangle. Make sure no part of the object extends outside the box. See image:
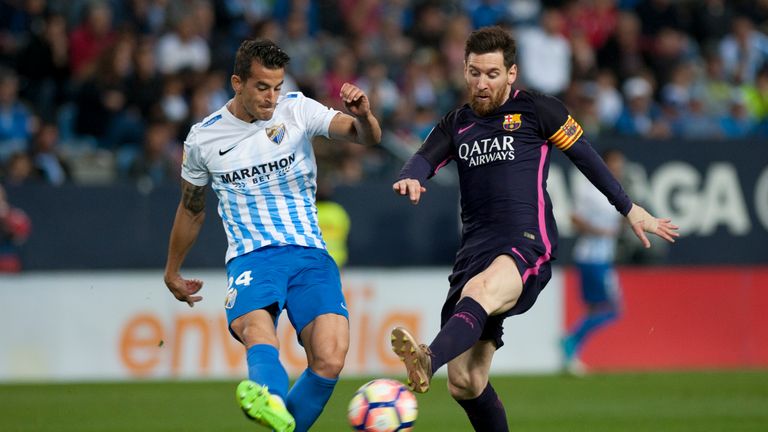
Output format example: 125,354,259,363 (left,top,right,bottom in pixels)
236,380,296,432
